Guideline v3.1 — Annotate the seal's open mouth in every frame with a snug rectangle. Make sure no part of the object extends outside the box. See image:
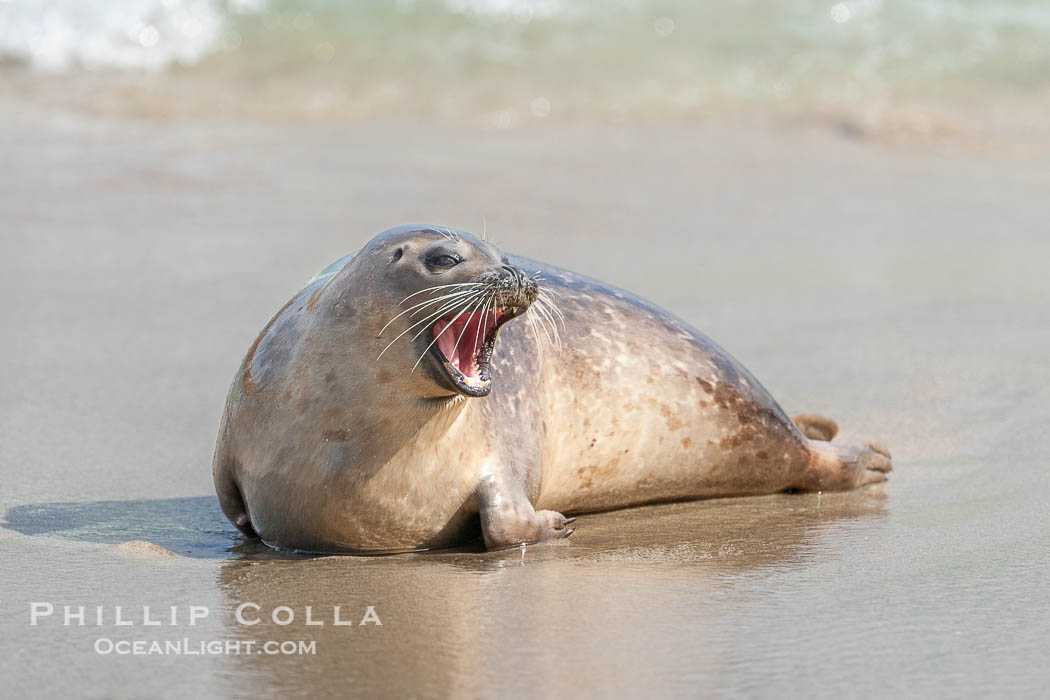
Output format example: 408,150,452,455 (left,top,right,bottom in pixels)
431,307,522,396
